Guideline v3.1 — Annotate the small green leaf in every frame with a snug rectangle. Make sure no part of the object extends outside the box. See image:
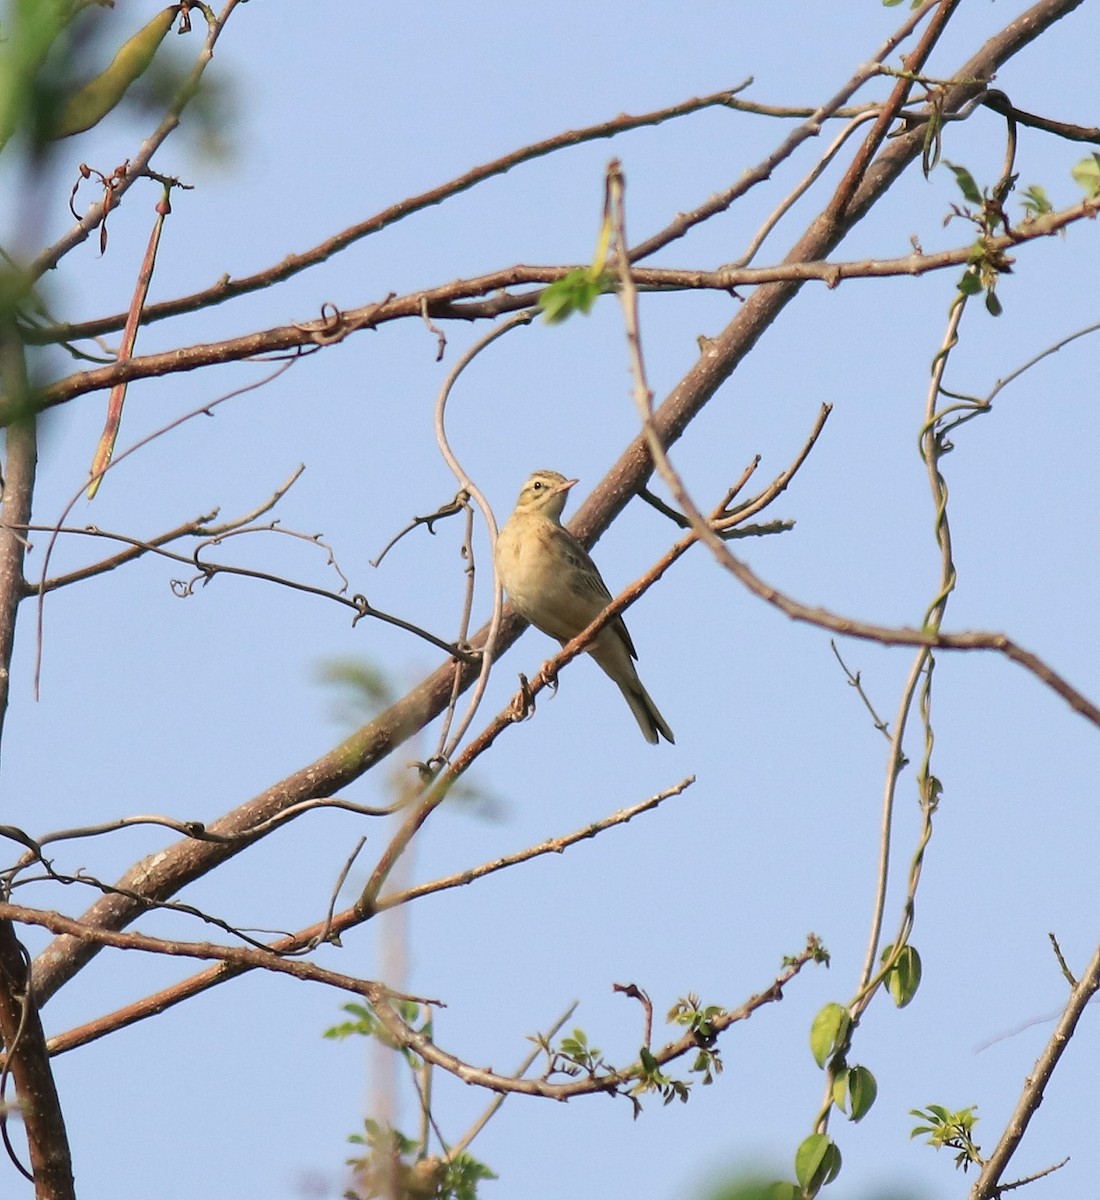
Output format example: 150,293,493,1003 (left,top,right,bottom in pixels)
909,1103,983,1166
984,289,1003,317
1019,184,1052,218
847,1065,878,1122
956,267,982,296
794,1133,842,1195
809,1002,849,1068
943,161,984,206
832,1064,877,1121
1071,153,1100,198
539,268,612,324
883,945,922,1008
